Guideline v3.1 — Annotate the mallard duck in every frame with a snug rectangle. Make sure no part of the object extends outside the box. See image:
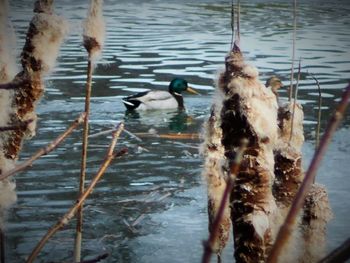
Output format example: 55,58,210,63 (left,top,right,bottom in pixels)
265,76,284,98
122,78,199,111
